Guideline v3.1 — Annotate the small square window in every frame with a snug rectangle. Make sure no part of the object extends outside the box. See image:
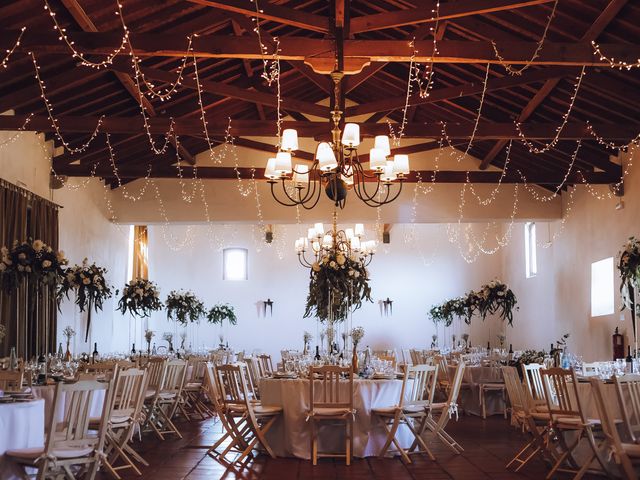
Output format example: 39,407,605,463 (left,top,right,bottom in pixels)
223,248,248,281
591,257,614,317
524,222,537,278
